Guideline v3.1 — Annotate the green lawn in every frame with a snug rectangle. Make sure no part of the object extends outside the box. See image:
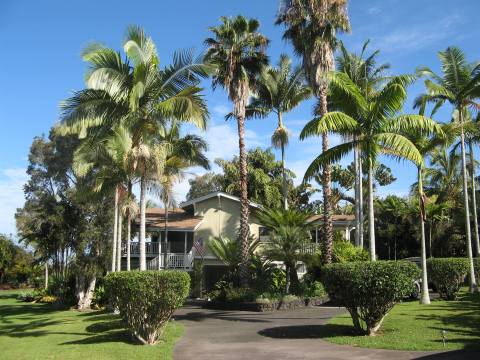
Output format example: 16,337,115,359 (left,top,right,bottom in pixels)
0,290,183,360
320,288,480,351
